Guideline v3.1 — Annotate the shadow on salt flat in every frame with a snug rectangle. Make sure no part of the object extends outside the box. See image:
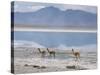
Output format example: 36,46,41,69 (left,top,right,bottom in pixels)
66,65,88,70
